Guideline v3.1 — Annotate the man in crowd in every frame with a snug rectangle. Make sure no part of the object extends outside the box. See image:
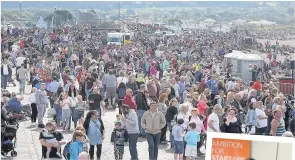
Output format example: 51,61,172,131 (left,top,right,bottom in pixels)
135,84,149,138
35,83,49,128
